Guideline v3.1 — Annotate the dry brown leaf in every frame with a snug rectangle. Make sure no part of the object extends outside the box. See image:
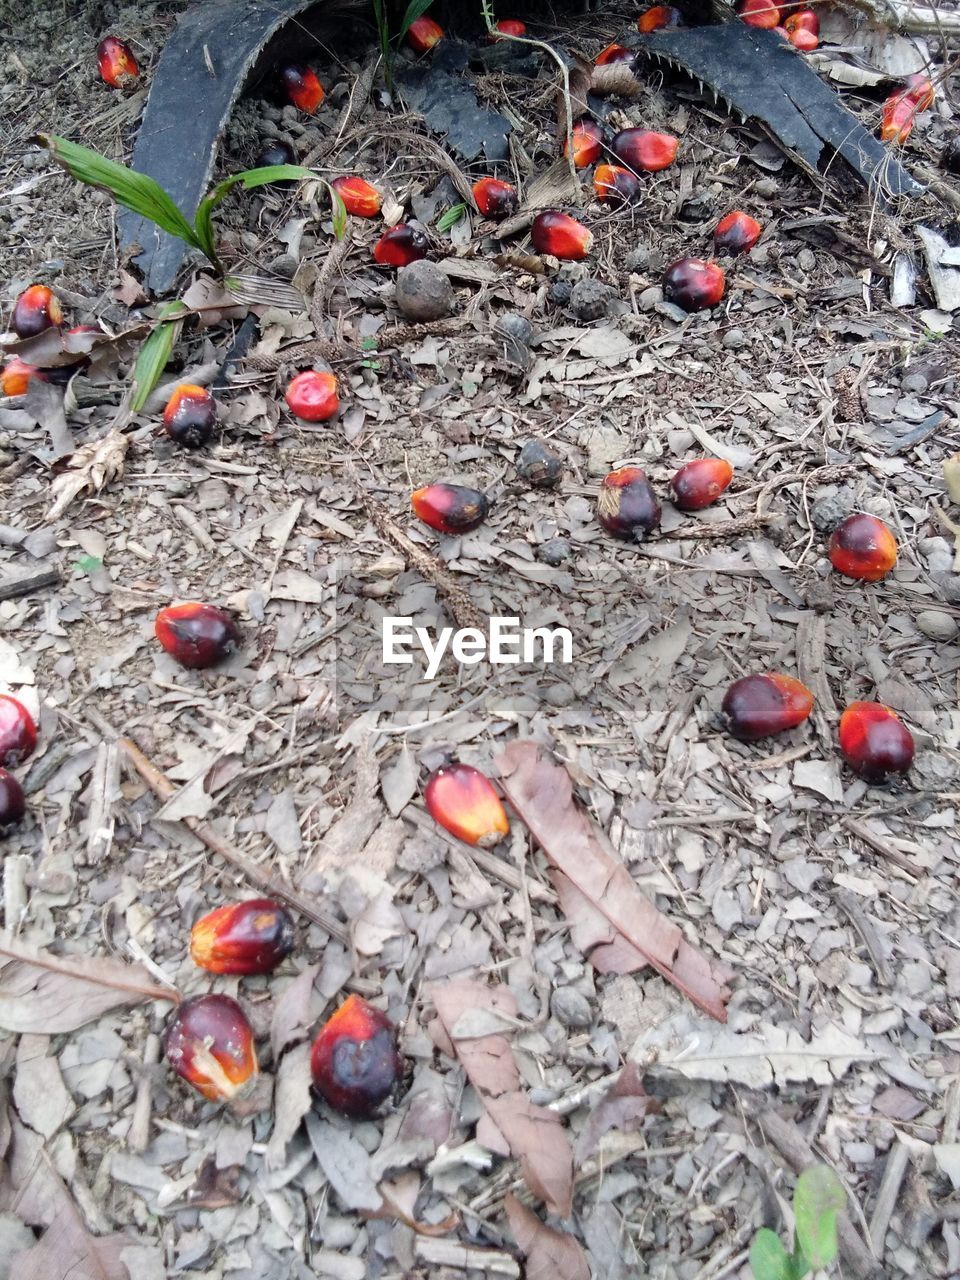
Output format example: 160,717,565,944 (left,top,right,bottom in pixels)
497,742,732,1022
270,963,321,1059
181,275,249,327
572,1063,660,1165
505,1193,590,1280
589,62,642,98
552,871,646,975
0,935,178,1034
432,981,520,1095
46,430,130,522
362,1172,460,1236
